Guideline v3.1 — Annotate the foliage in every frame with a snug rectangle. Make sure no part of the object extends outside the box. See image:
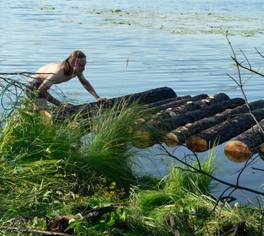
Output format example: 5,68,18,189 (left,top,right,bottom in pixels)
0,101,263,235
0,101,81,162
80,102,144,188
128,154,263,235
